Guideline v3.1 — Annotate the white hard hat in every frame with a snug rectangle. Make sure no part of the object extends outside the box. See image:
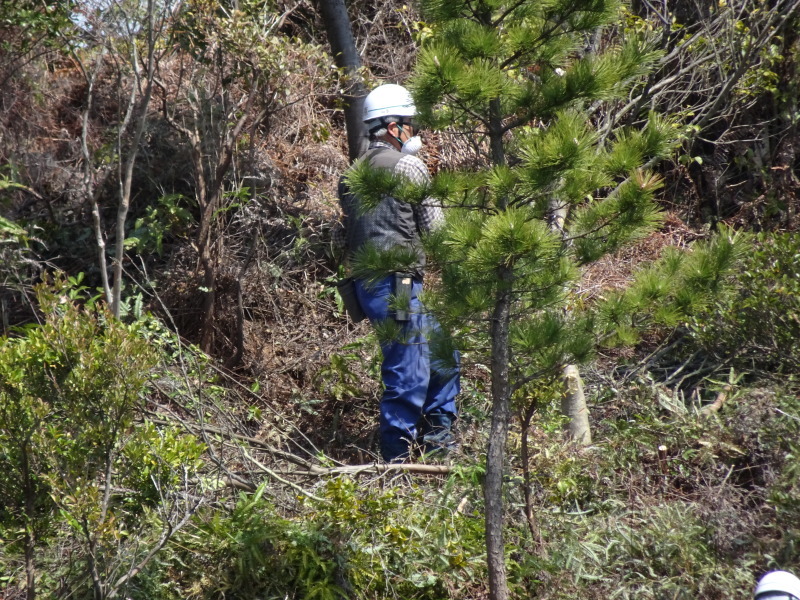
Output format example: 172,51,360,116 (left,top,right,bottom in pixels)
755,571,800,599
362,84,416,124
